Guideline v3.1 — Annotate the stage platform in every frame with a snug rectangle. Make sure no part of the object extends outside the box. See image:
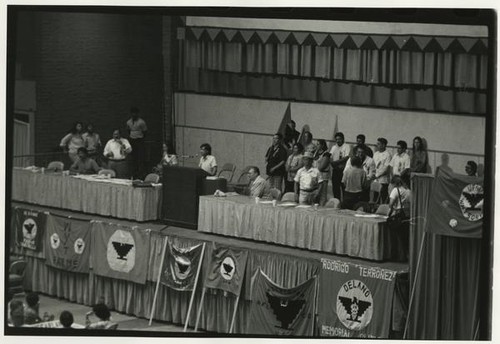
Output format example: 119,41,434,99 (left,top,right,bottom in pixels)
9,201,408,338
